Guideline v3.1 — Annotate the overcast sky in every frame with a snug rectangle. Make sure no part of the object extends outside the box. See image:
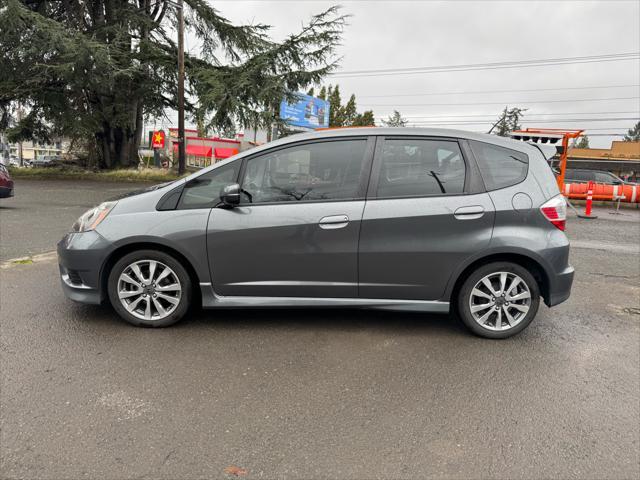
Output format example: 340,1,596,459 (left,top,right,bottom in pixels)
175,0,640,147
